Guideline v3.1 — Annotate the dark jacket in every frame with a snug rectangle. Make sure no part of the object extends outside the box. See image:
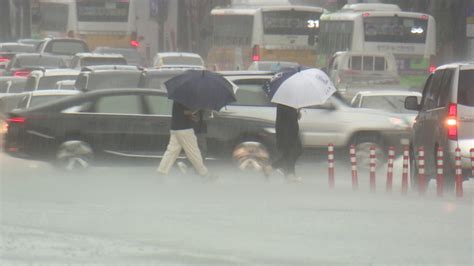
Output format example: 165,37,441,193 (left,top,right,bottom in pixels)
275,104,302,154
